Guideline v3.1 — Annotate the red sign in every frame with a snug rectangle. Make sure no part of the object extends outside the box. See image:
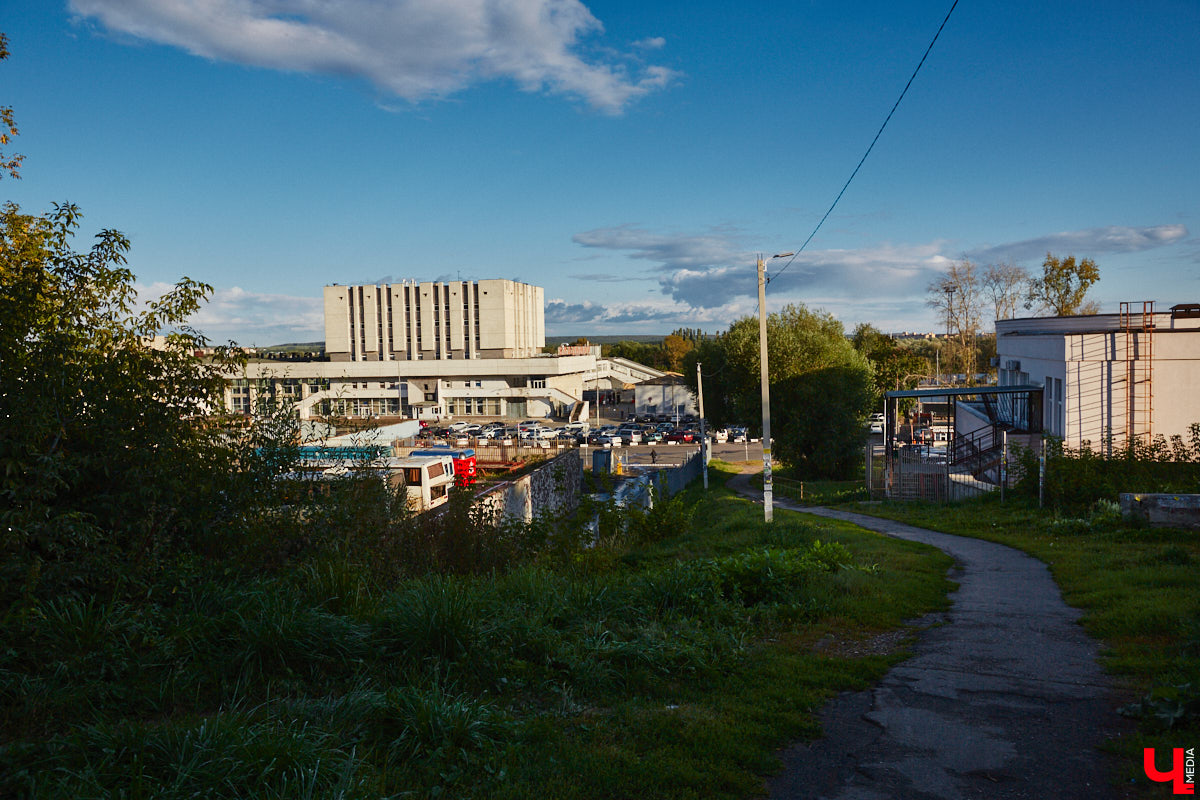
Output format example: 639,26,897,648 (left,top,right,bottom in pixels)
1144,748,1195,795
